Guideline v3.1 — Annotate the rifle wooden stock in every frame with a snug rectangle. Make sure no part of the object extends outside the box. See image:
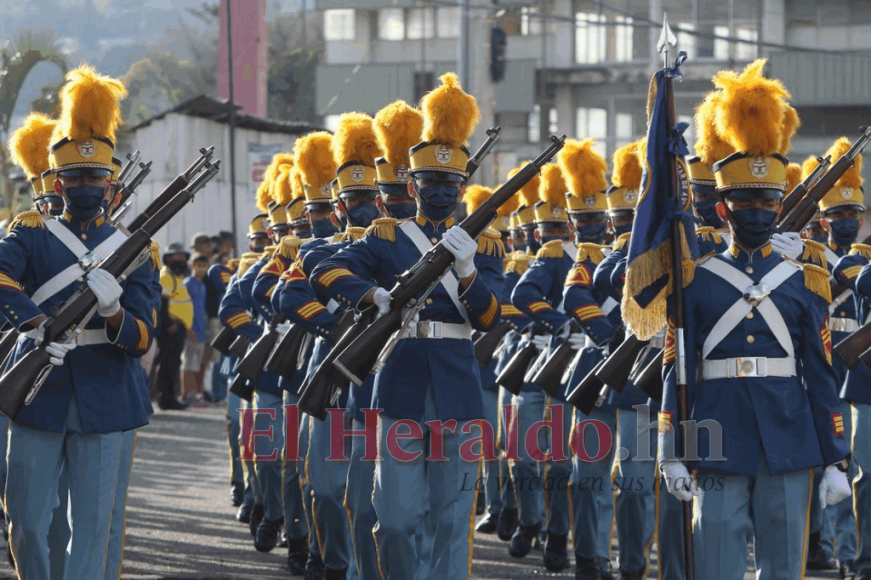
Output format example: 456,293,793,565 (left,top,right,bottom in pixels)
567,335,648,415
631,349,664,401
474,322,513,366
0,329,17,369
210,326,238,356
859,345,871,370
264,324,308,379
496,341,539,396
229,372,254,402
0,156,220,420
779,156,828,221
835,319,871,370
235,315,285,382
566,357,606,415
297,310,362,421
530,340,576,397
332,136,566,385
229,335,250,359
